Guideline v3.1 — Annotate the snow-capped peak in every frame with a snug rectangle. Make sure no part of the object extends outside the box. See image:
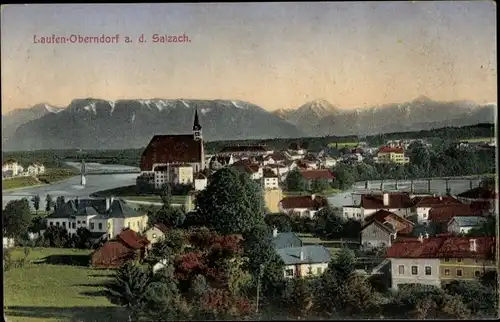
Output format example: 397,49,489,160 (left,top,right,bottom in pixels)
109,101,116,114
231,100,247,109
44,104,62,113
180,100,190,108
83,102,97,115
